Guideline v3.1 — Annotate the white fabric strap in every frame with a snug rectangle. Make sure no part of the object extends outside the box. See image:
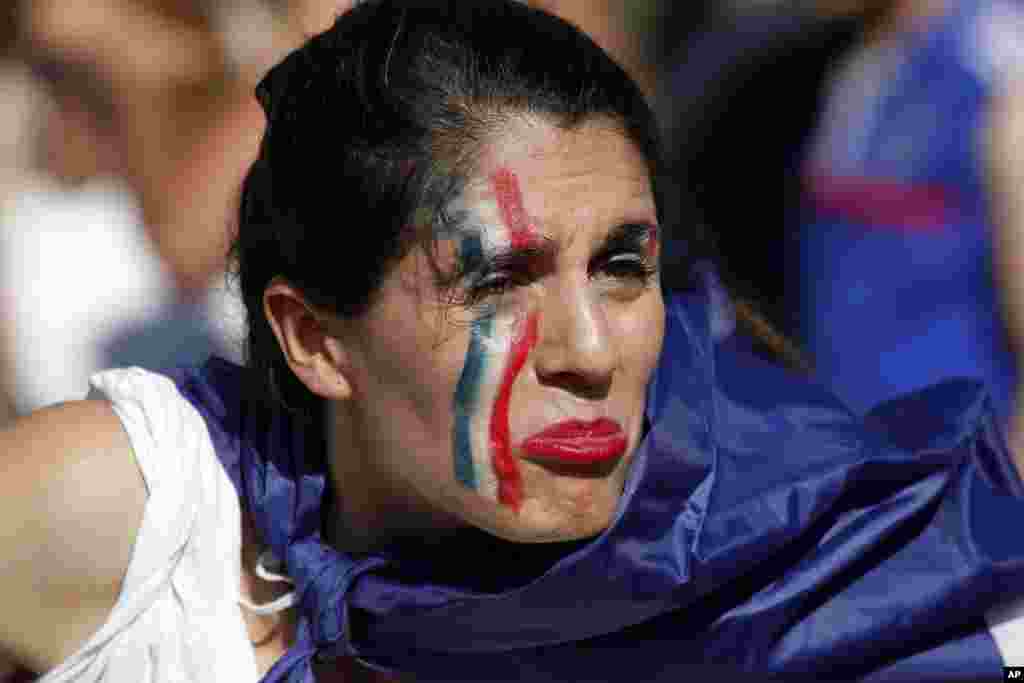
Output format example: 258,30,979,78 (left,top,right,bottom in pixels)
238,550,297,616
